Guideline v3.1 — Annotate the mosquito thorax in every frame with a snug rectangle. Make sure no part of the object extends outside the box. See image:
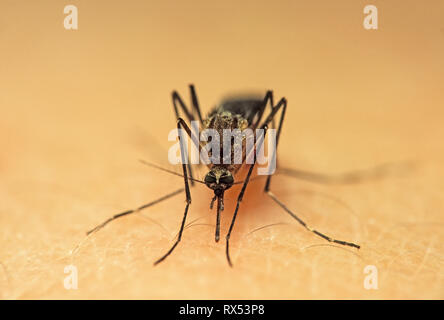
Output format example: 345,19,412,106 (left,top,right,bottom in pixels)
204,167,234,192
